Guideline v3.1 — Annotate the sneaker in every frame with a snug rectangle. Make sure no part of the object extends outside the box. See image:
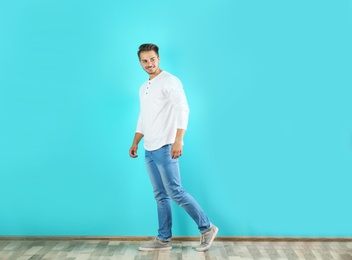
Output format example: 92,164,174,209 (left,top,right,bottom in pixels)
195,224,218,252
139,237,172,251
